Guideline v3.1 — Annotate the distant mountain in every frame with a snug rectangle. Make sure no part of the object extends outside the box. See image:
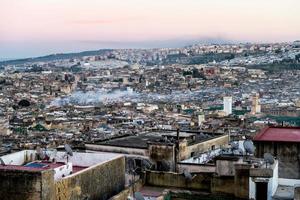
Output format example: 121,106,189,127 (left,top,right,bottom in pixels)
0,37,235,66
0,49,113,66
